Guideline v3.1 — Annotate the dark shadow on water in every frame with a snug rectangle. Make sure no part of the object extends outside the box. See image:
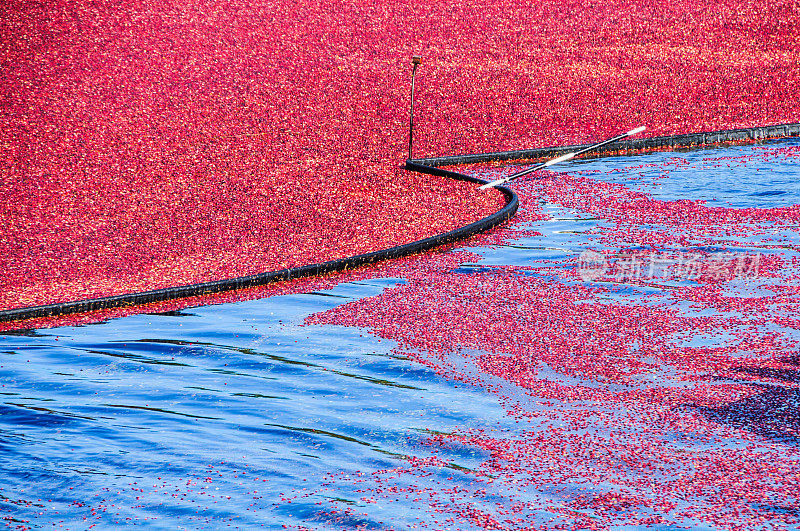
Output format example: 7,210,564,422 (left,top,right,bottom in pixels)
734,366,800,384
753,504,800,518
699,362,800,445
0,329,44,337
699,386,799,445
304,291,352,299
145,310,198,317
749,190,787,197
